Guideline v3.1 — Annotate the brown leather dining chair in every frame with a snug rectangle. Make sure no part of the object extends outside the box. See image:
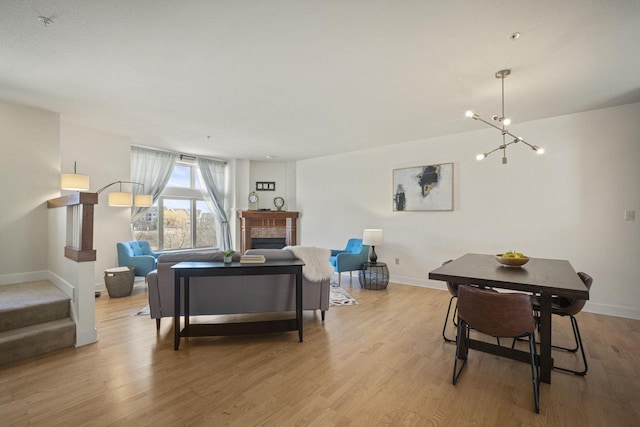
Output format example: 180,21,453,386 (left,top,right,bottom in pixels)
442,260,499,344
441,260,458,343
531,271,592,376
453,285,540,413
